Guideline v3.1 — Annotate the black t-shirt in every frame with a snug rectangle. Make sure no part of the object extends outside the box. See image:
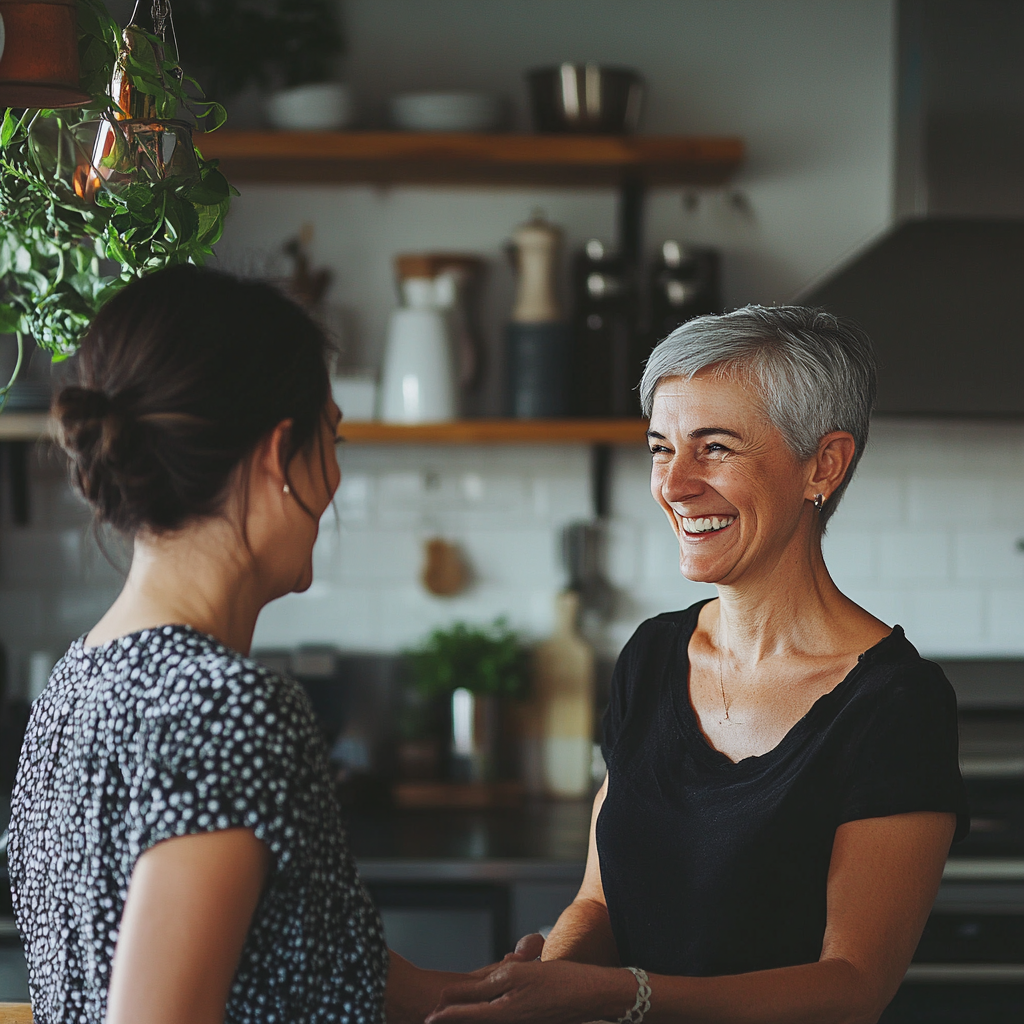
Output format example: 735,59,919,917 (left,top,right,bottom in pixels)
597,600,969,978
